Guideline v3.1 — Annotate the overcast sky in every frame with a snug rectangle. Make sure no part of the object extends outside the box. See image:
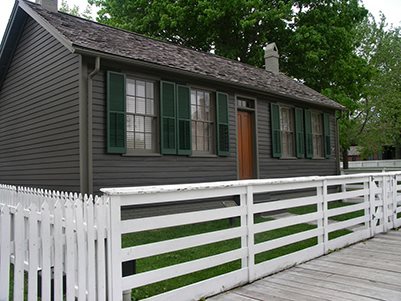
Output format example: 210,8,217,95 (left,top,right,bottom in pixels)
1,0,400,45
